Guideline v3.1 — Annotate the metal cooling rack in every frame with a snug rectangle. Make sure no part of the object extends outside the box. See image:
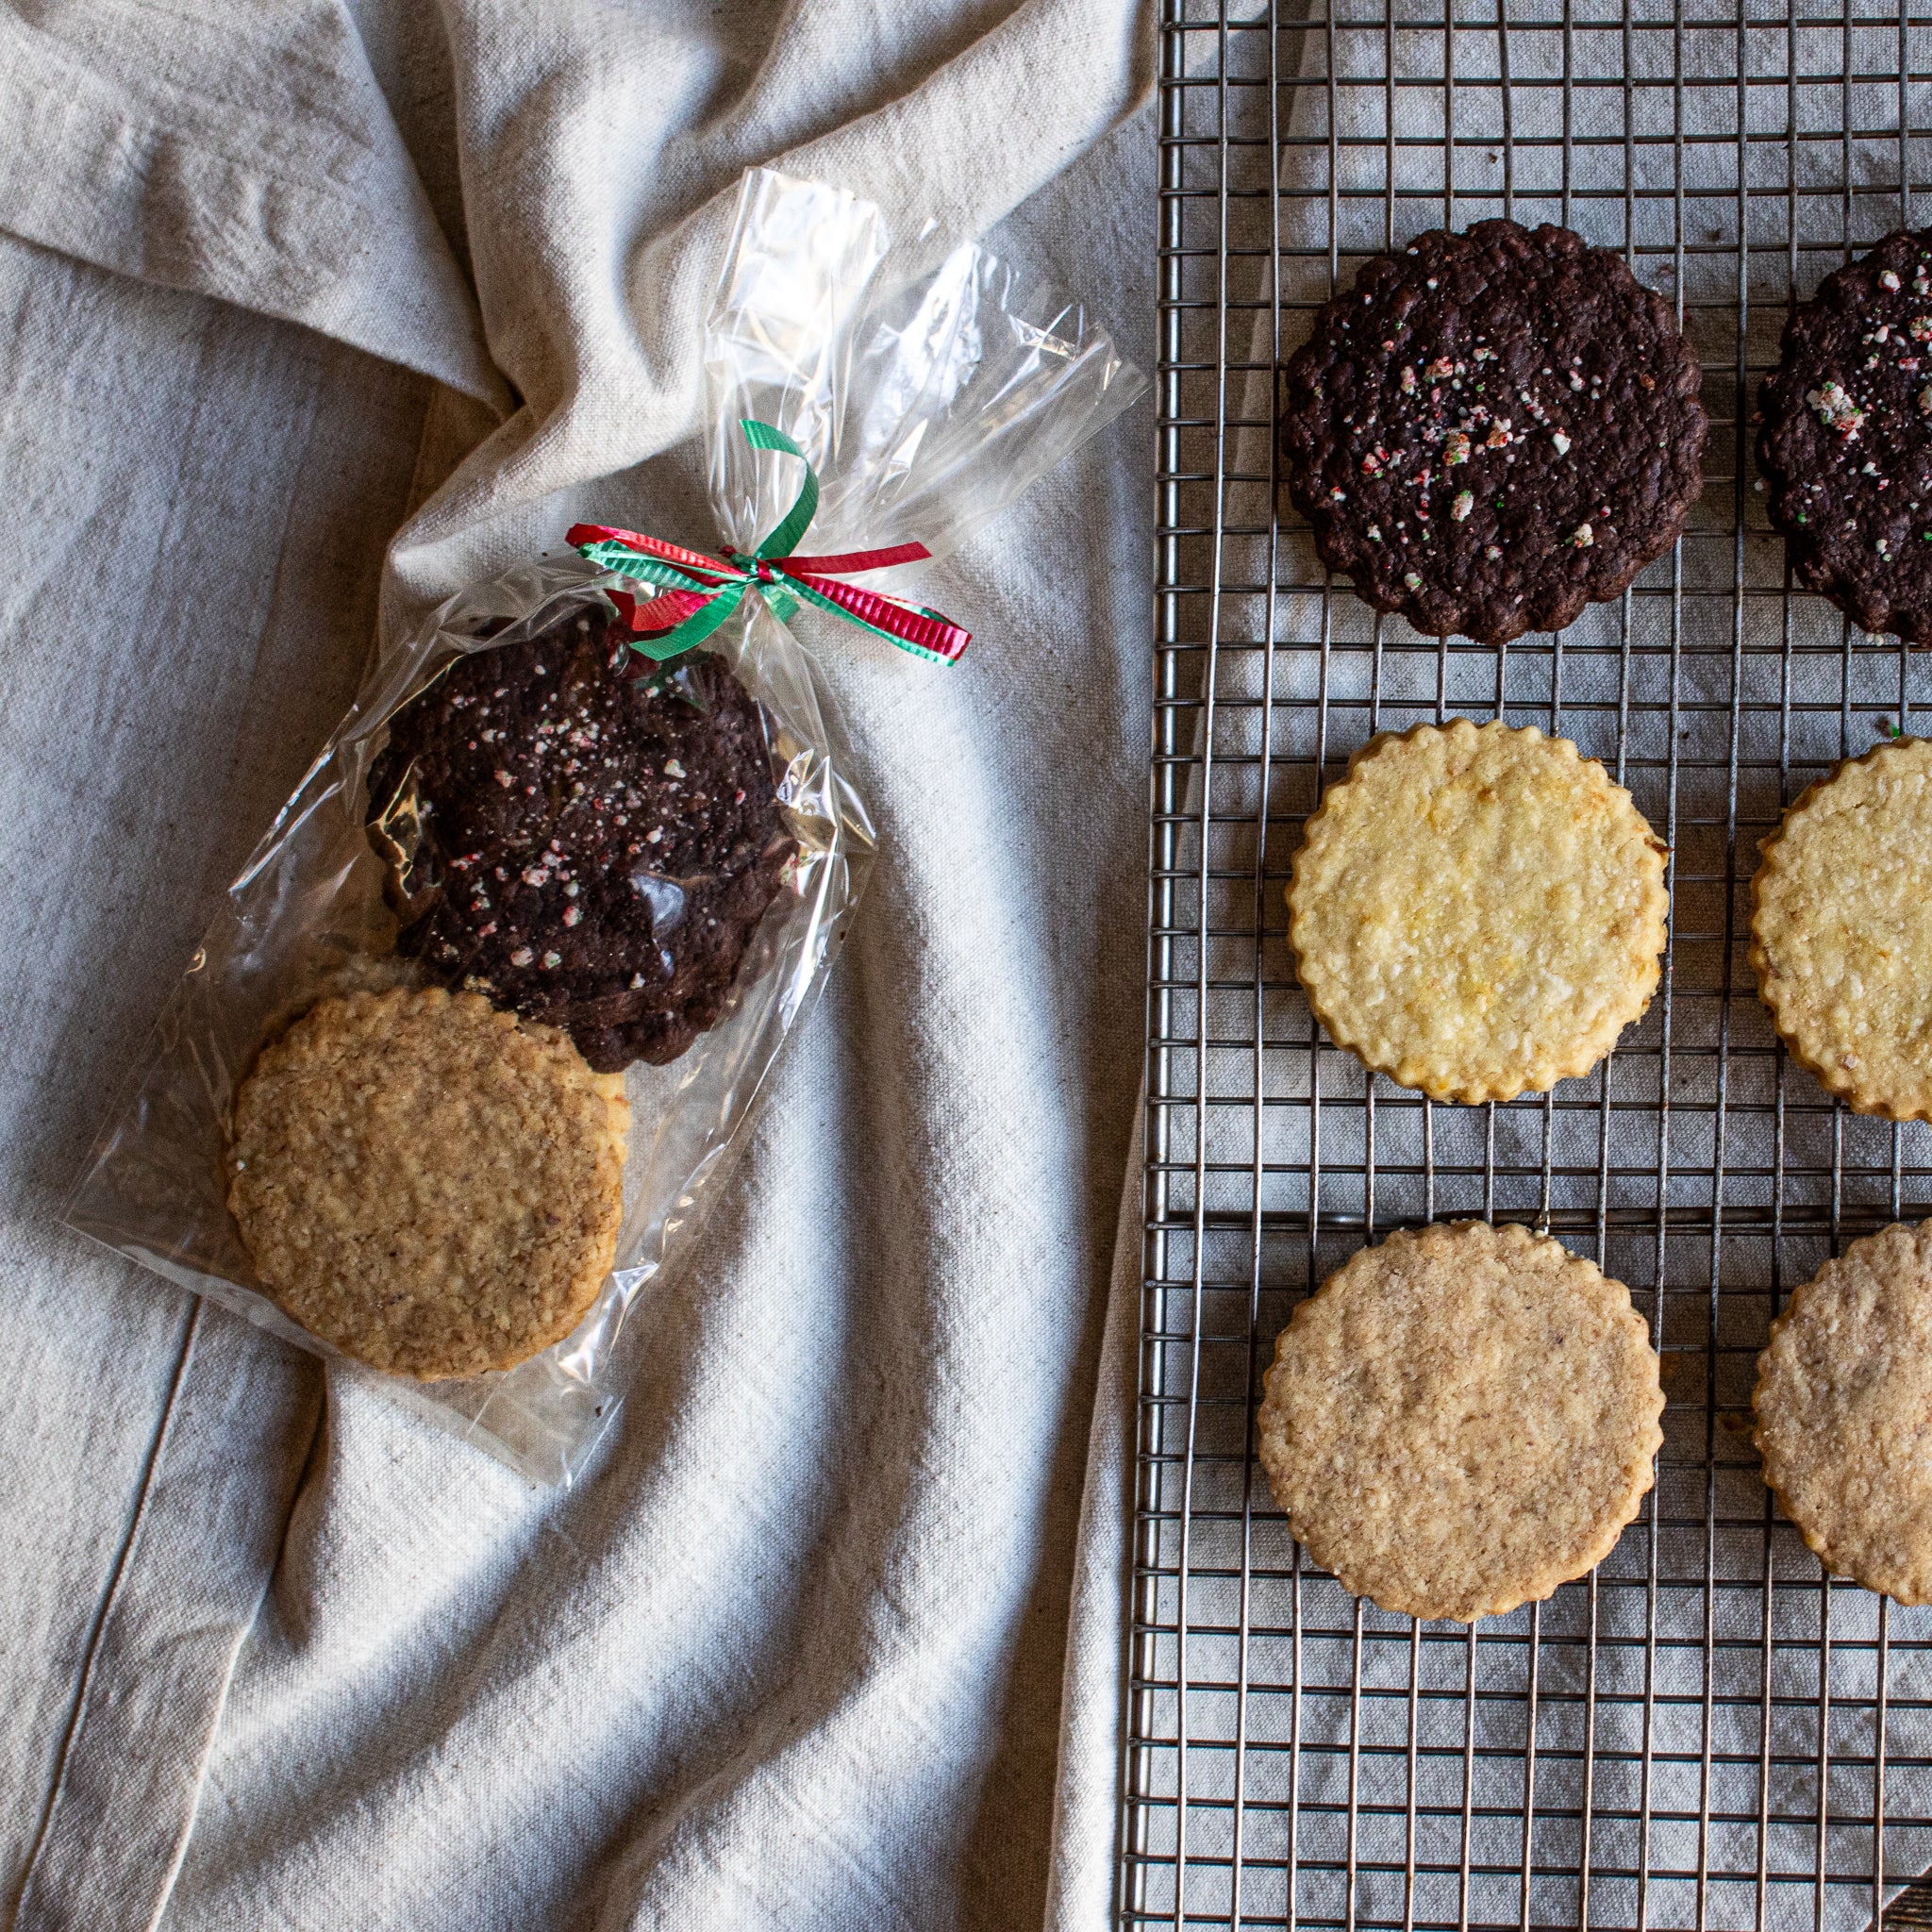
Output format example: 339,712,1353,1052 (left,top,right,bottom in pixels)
1131,2,1932,1927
